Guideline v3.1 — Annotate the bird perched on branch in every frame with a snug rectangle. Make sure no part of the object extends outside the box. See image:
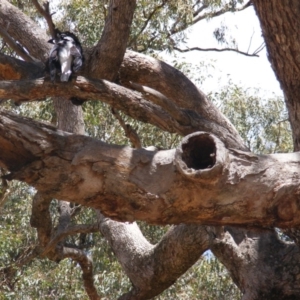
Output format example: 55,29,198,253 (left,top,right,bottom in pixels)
48,31,83,82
